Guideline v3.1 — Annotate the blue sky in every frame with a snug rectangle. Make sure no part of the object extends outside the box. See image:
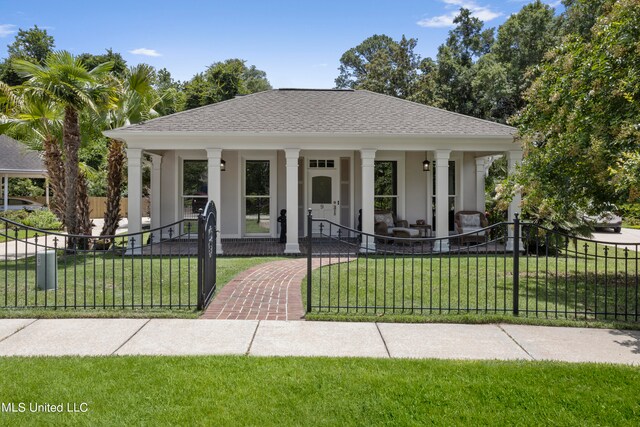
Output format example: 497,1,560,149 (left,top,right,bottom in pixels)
0,0,563,88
